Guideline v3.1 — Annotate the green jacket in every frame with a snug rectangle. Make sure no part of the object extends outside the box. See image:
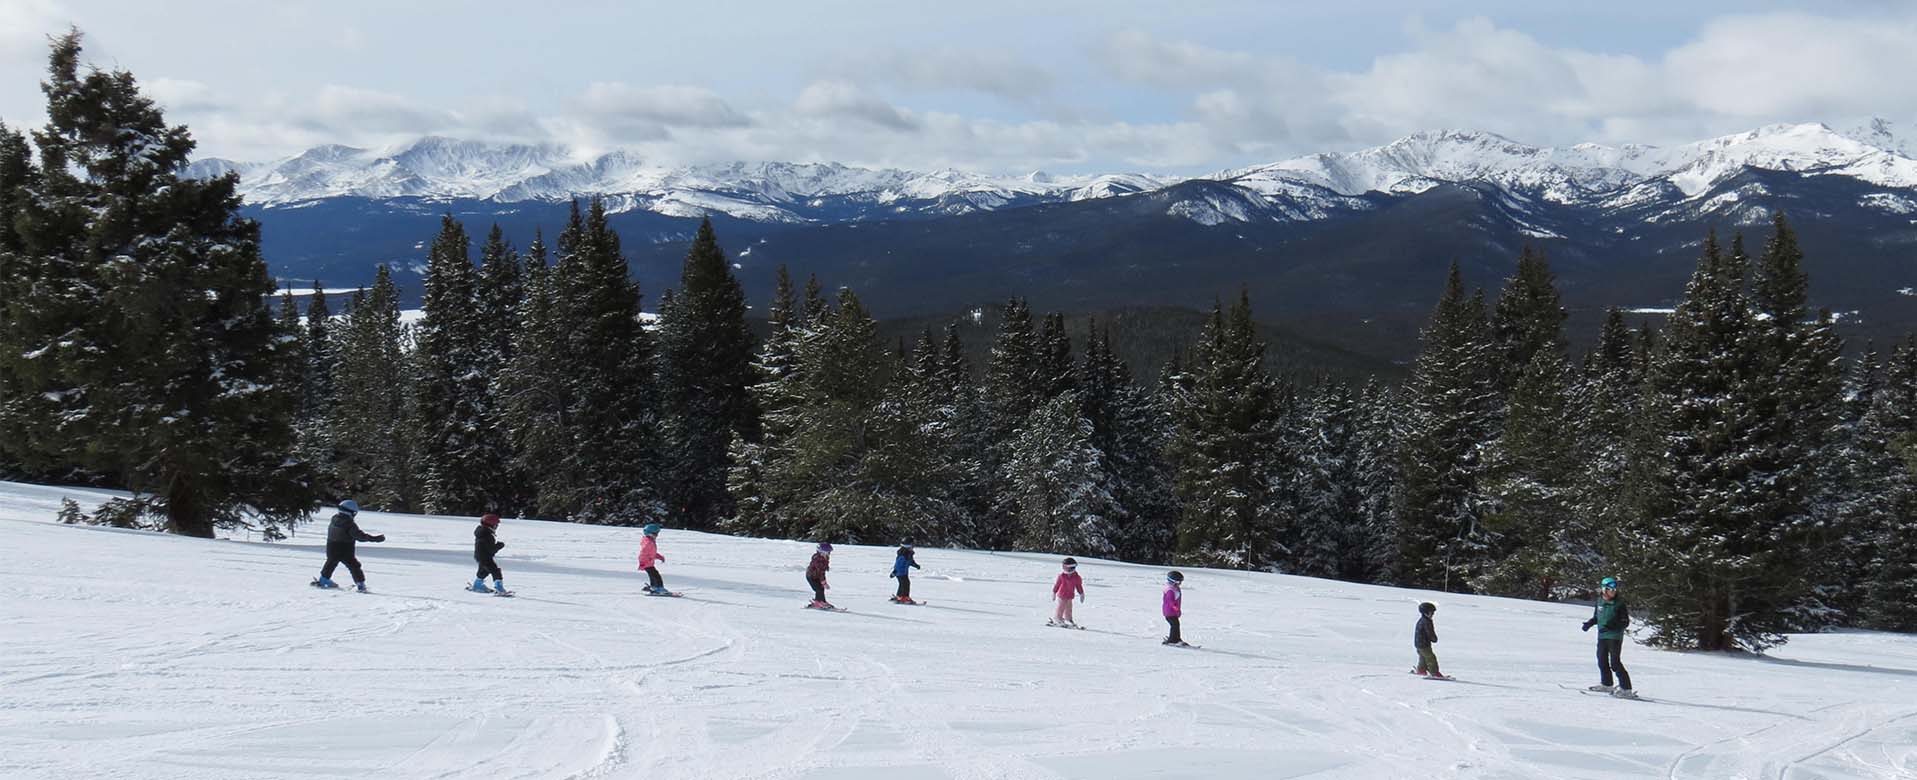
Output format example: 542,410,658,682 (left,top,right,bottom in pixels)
1589,597,1629,640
